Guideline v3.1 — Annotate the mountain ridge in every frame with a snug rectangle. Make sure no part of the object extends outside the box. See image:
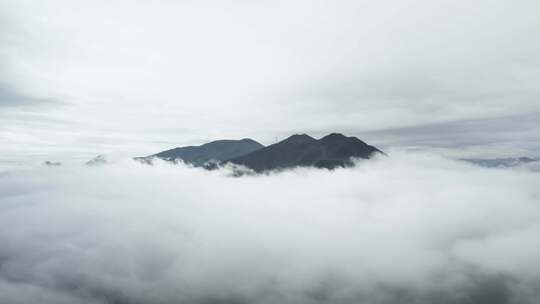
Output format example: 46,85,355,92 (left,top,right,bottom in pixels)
135,138,264,166
136,133,383,172
226,133,383,172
